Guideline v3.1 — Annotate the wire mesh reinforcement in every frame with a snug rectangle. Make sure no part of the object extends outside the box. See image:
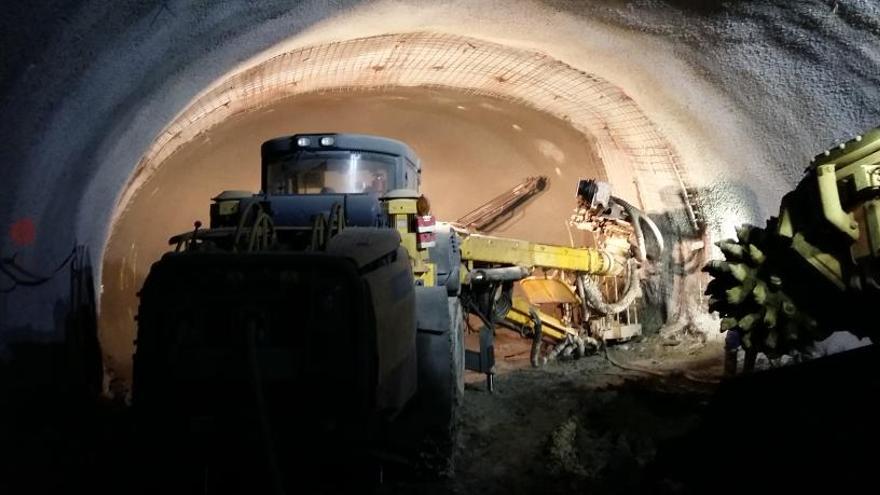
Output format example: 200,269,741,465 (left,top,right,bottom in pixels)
116,32,689,219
